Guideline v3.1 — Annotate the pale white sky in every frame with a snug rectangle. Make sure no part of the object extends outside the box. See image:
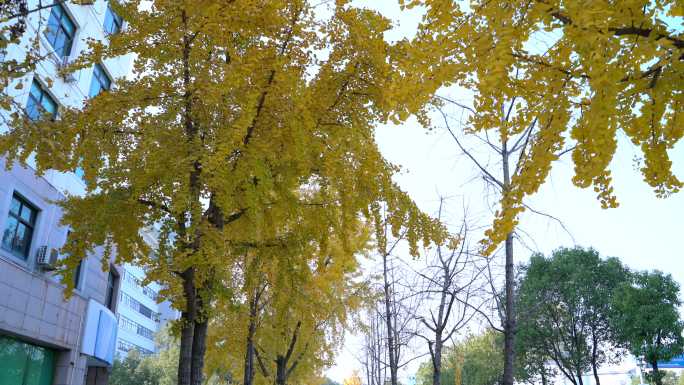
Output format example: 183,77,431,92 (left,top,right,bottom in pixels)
325,1,684,383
